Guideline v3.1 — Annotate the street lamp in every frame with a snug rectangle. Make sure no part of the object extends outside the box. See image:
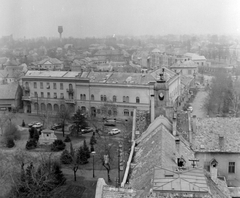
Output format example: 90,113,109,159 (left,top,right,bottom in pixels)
91,151,96,178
